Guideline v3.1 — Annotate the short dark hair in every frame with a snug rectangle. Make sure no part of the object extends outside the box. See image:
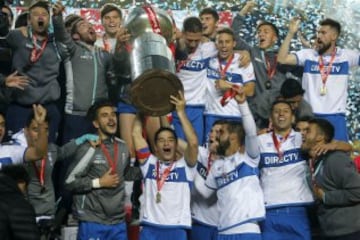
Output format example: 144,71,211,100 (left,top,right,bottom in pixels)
70,17,84,36
87,99,115,121
15,11,29,28
308,118,334,143
319,18,341,36
257,21,279,37
212,119,228,127
296,116,313,124
216,28,235,41
28,0,50,14
1,165,30,186
100,3,122,19
65,14,82,29
199,8,219,22
154,127,178,143
271,100,294,114
182,17,202,33
280,78,305,98
223,121,245,146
